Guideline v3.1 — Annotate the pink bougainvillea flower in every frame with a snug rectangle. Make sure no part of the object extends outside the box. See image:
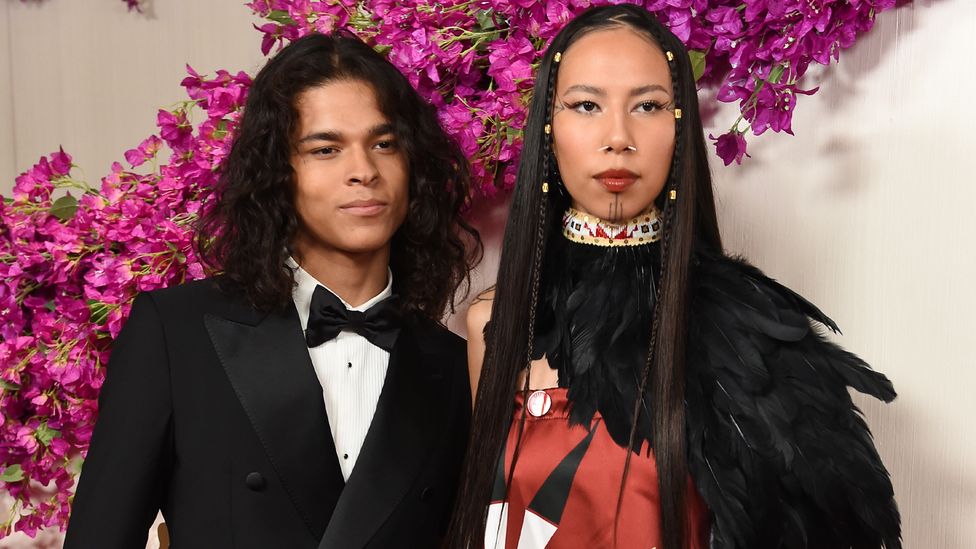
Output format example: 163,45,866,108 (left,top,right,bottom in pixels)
157,109,194,153
123,135,163,167
709,131,750,166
